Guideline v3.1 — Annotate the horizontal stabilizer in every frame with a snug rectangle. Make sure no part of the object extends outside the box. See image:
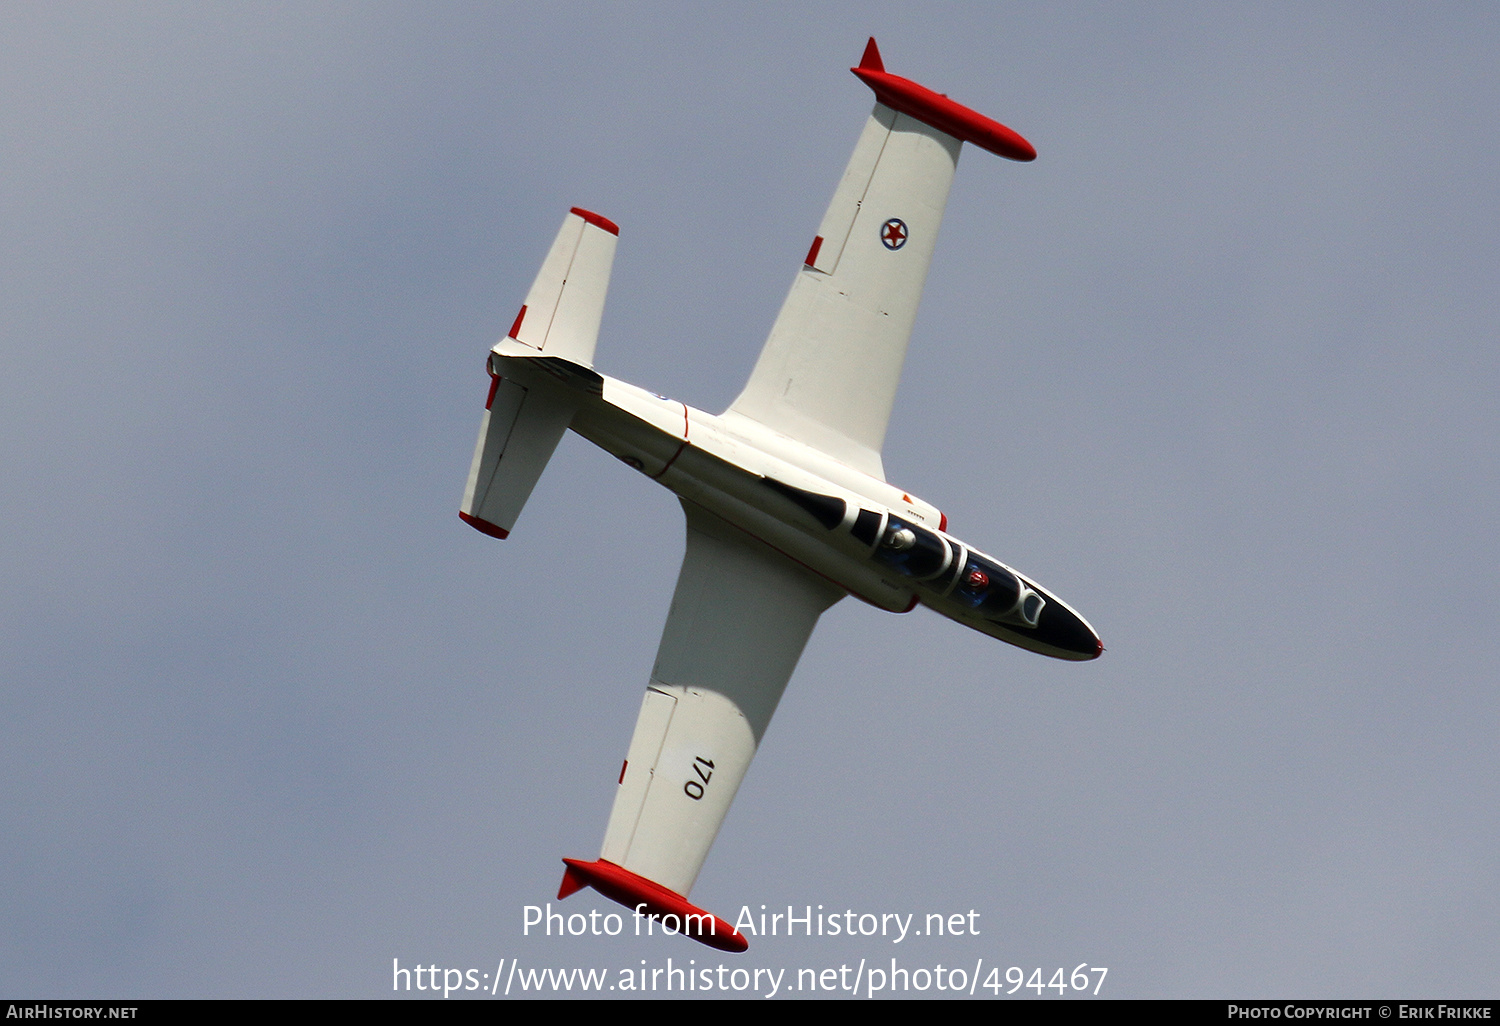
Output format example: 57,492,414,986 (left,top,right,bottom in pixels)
557,858,748,952
458,372,574,538
506,207,619,367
